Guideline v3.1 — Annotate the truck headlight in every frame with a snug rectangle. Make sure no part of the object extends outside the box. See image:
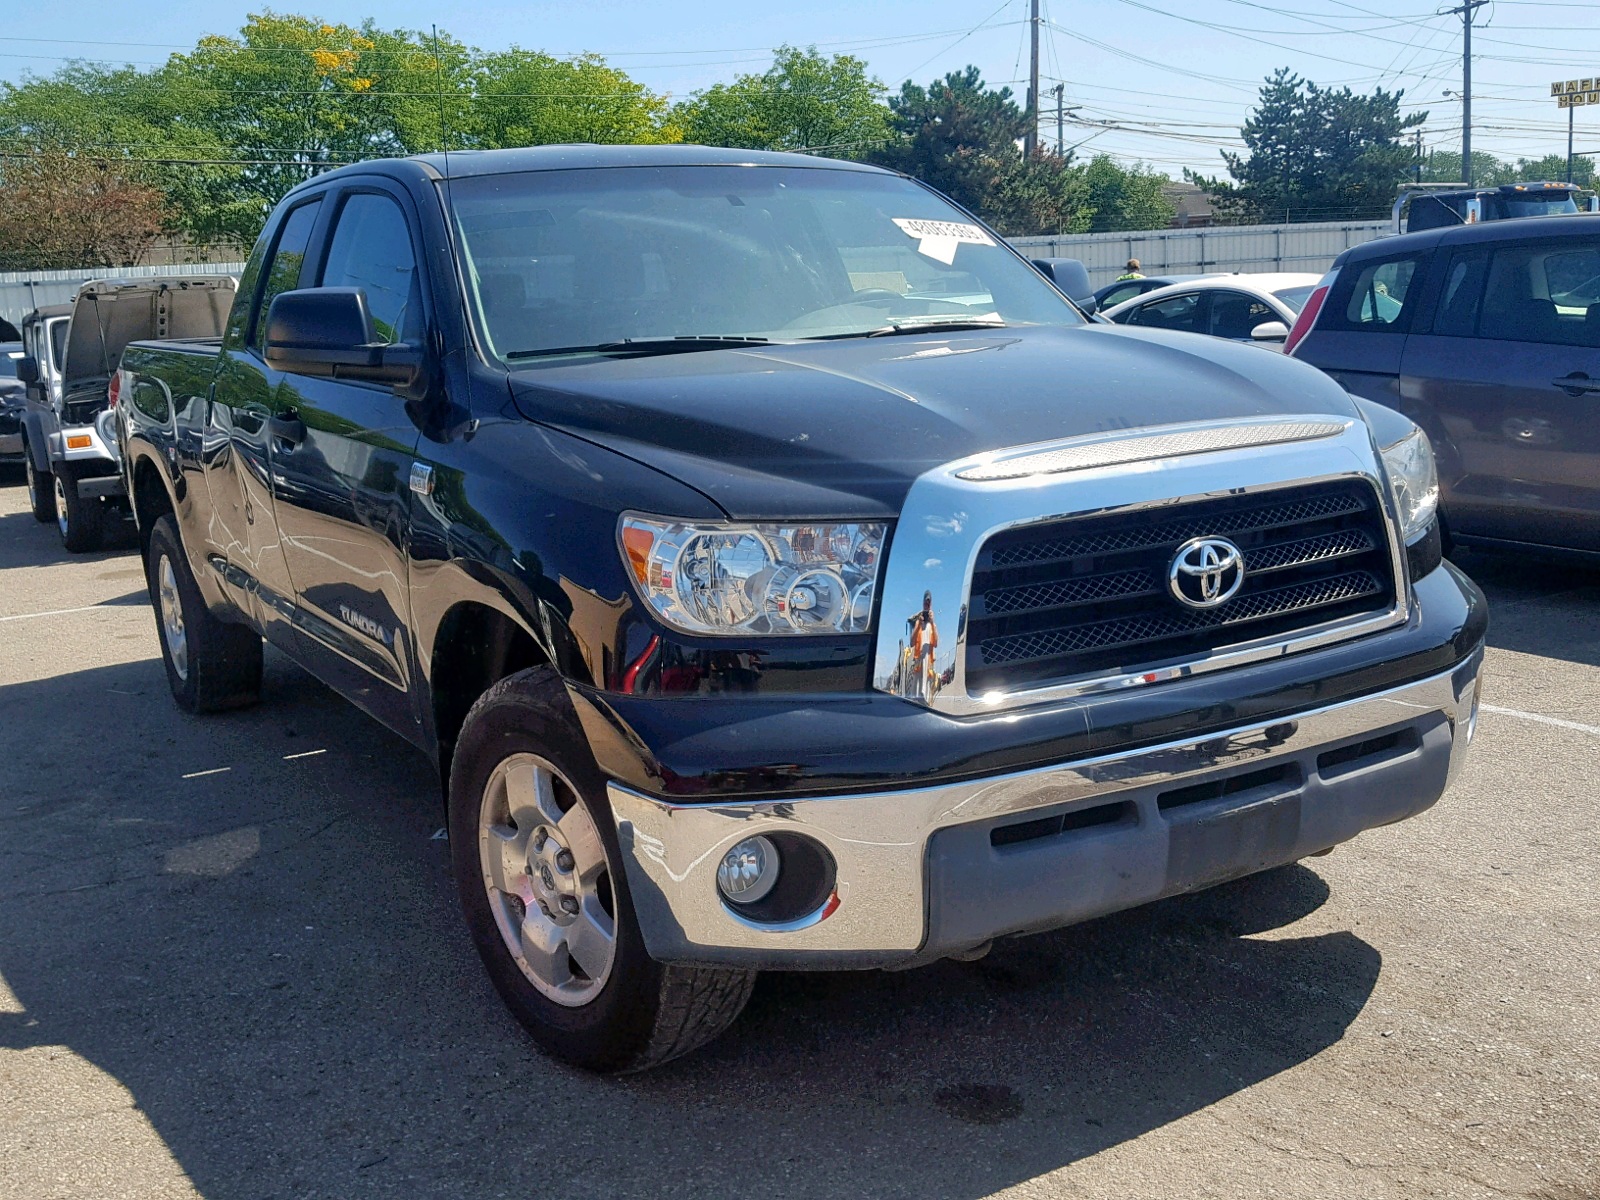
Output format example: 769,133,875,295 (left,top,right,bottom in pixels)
619,515,886,636
1380,427,1438,543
